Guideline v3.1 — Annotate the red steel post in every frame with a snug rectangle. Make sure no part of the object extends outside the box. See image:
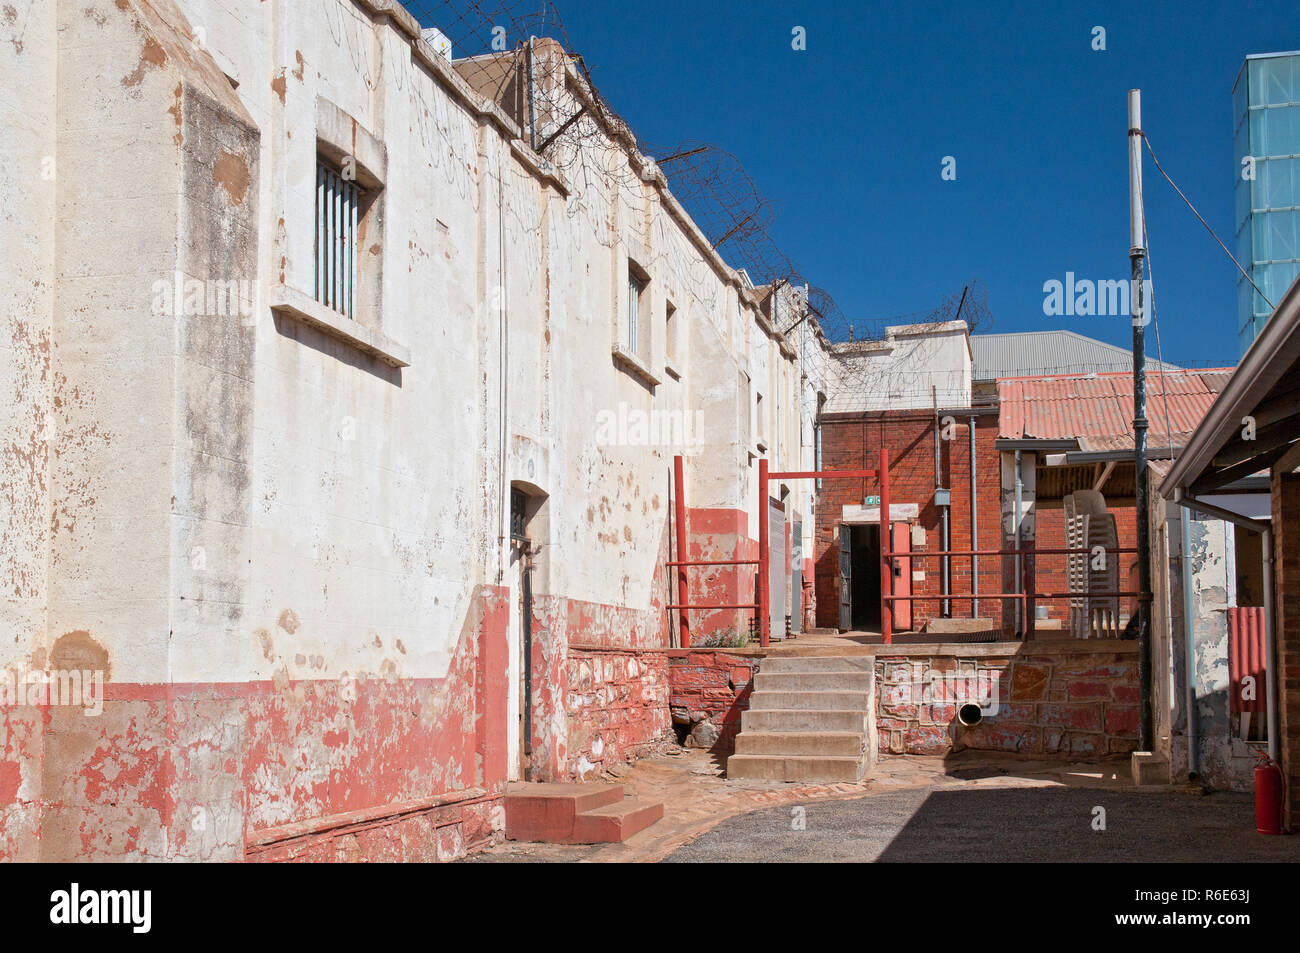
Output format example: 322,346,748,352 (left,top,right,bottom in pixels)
758,458,769,647
879,449,892,645
674,455,690,648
